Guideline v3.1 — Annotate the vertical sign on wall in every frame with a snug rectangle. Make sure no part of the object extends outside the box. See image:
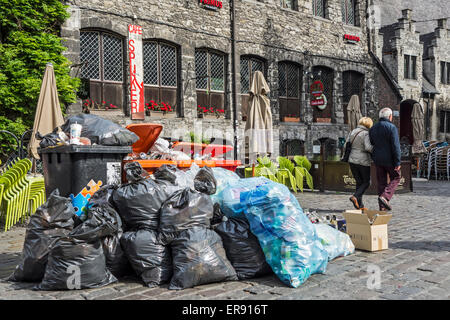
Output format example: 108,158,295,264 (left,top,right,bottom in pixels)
128,25,144,120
